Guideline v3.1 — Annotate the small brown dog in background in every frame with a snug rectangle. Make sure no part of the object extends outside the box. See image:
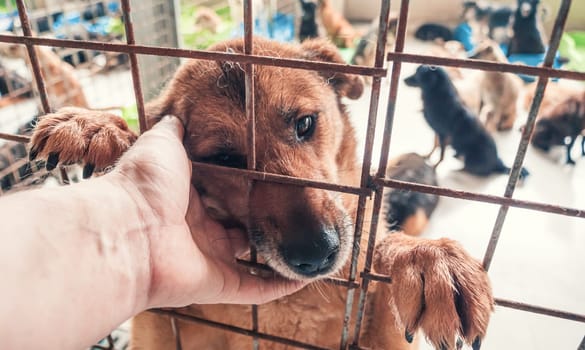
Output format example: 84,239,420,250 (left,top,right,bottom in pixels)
318,0,359,48
0,36,88,109
530,91,585,164
470,40,523,132
523,81,585,117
